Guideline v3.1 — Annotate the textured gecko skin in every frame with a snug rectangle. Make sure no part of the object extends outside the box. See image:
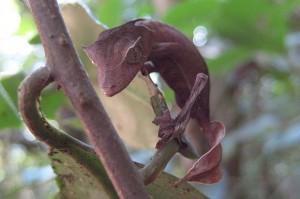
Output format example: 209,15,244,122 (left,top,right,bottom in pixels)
85,19,210,127
85,19,225,183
